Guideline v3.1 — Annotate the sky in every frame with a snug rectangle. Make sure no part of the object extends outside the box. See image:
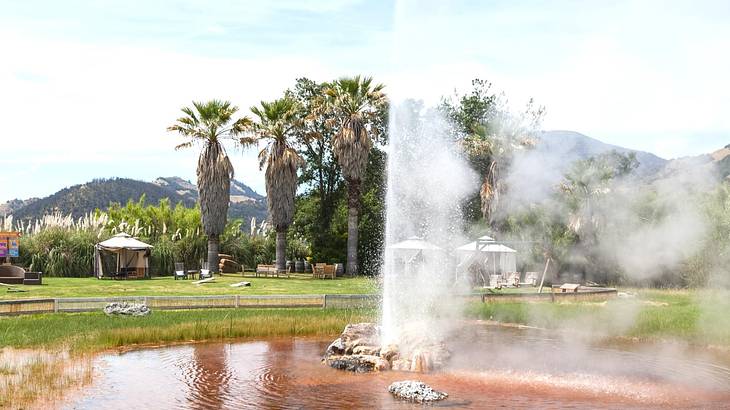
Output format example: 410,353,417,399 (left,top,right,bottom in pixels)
1,0,729,203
